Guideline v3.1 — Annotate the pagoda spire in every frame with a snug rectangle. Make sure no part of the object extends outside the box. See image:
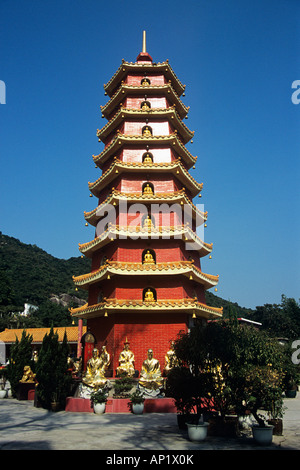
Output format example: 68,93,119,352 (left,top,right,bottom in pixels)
142,30,147,53
137,30,152,62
